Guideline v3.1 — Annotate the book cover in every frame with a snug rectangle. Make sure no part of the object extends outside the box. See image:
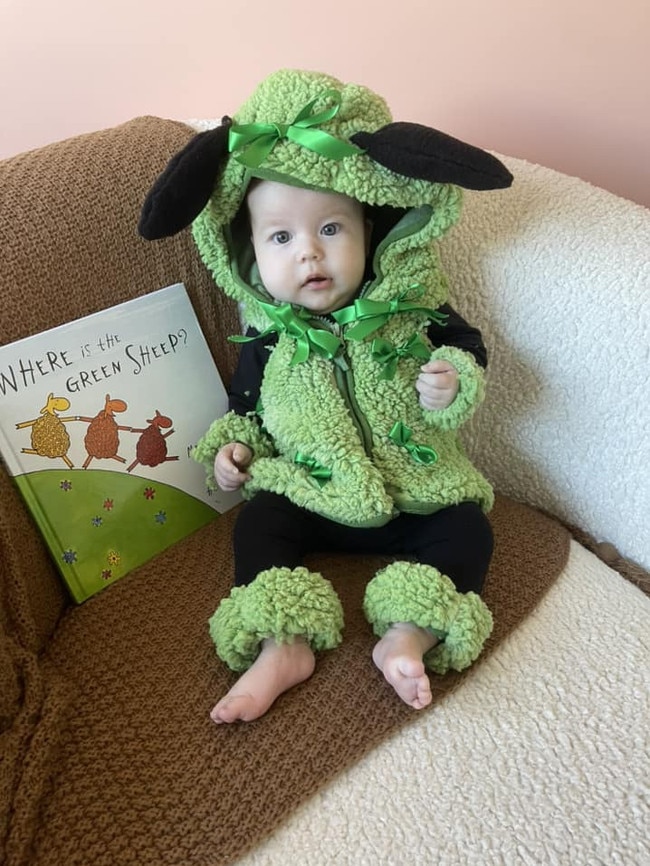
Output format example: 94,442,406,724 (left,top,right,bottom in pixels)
0,283,239,603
